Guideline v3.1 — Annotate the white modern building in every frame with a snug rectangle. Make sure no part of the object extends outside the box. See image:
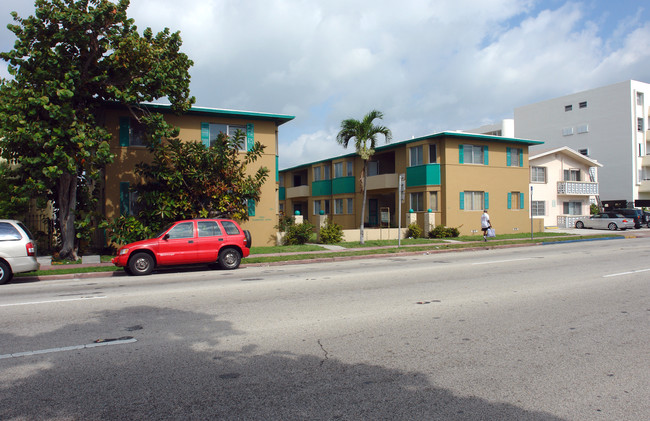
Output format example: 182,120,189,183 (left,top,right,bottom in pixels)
529,147,602,228
514,80,650,207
